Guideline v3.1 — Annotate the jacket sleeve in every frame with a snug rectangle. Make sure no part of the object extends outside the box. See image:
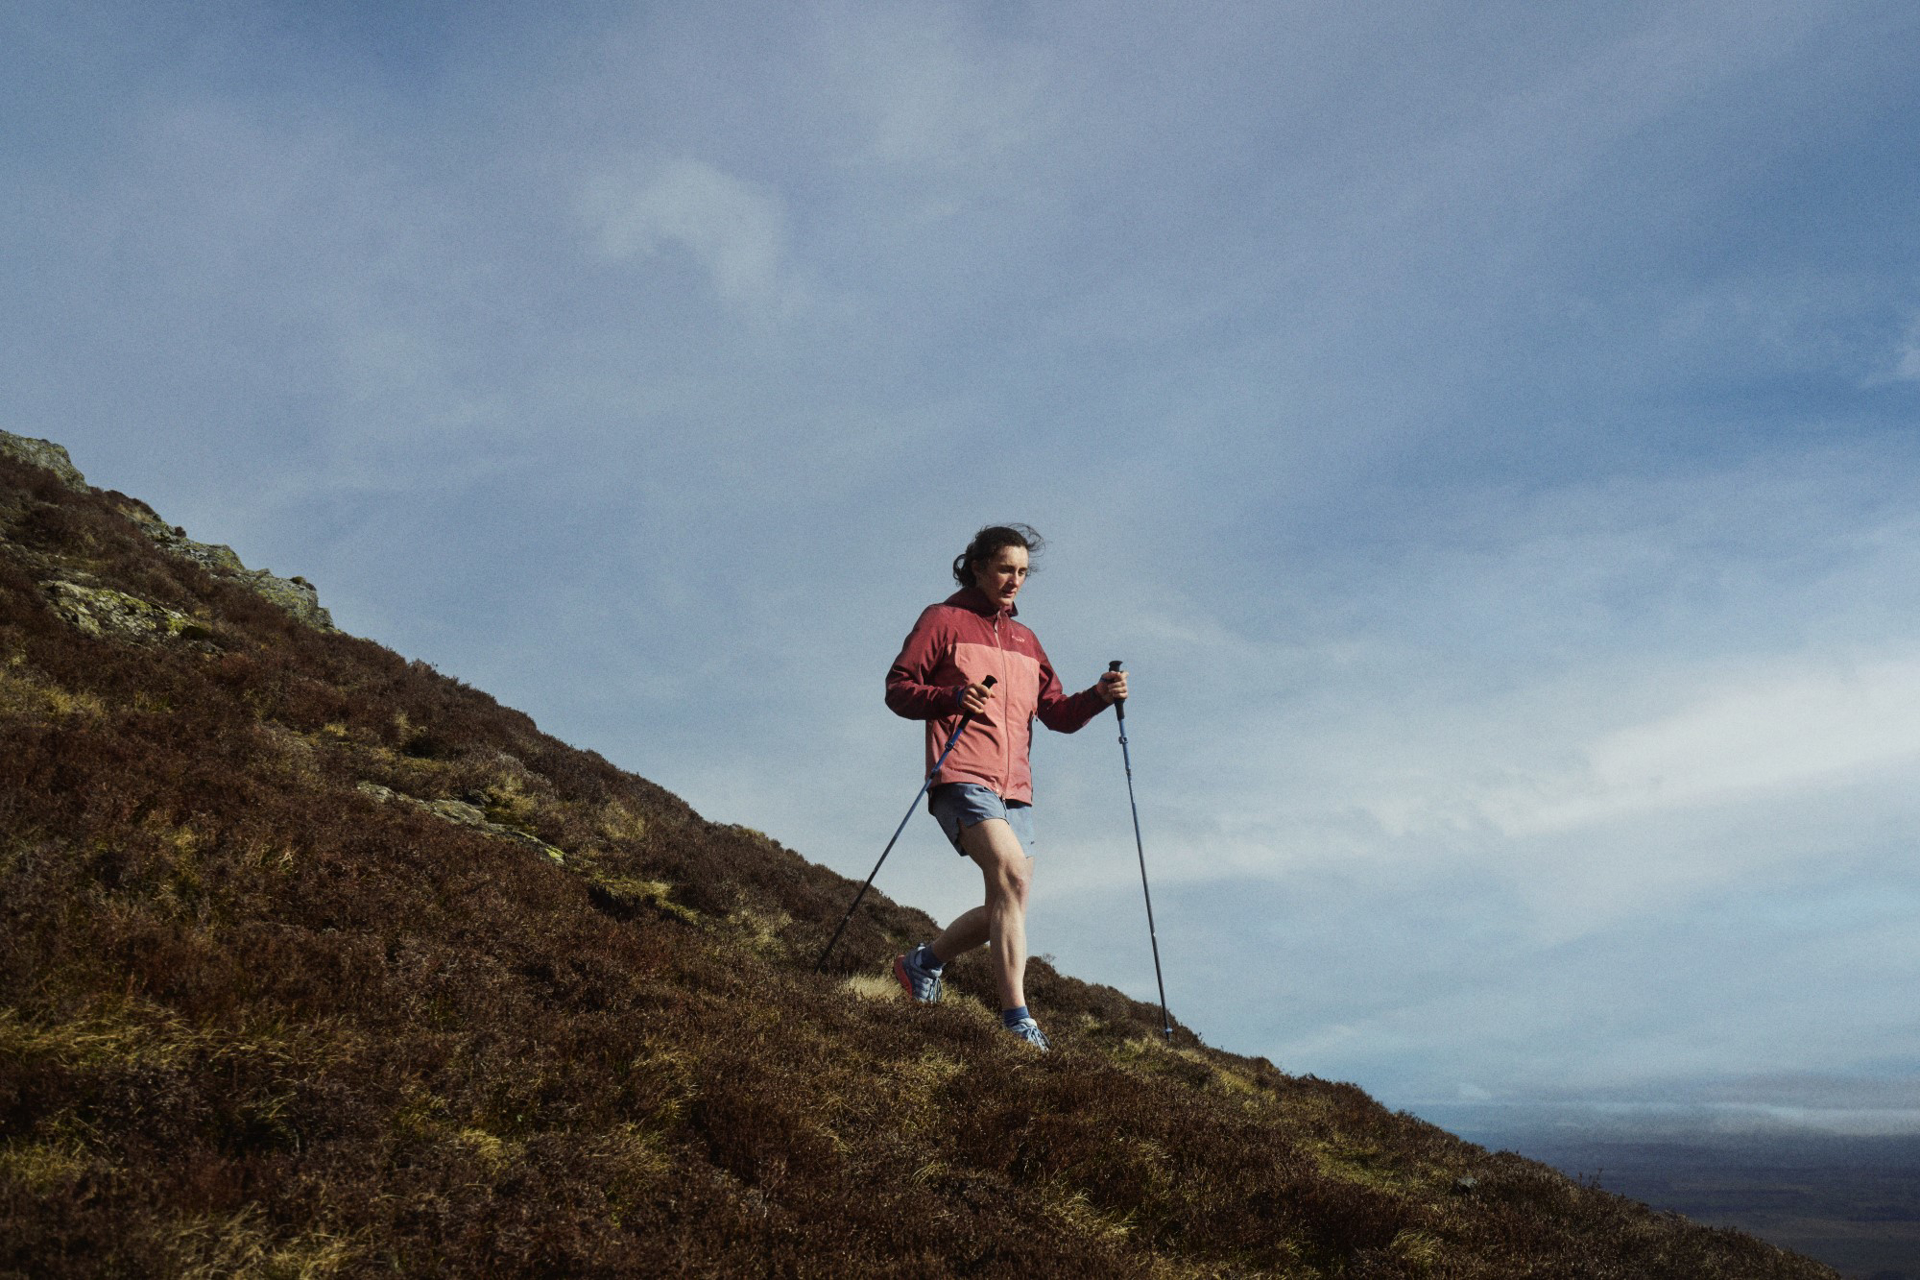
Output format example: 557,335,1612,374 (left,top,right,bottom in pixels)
885,606,965,721
1033,648,1107,734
